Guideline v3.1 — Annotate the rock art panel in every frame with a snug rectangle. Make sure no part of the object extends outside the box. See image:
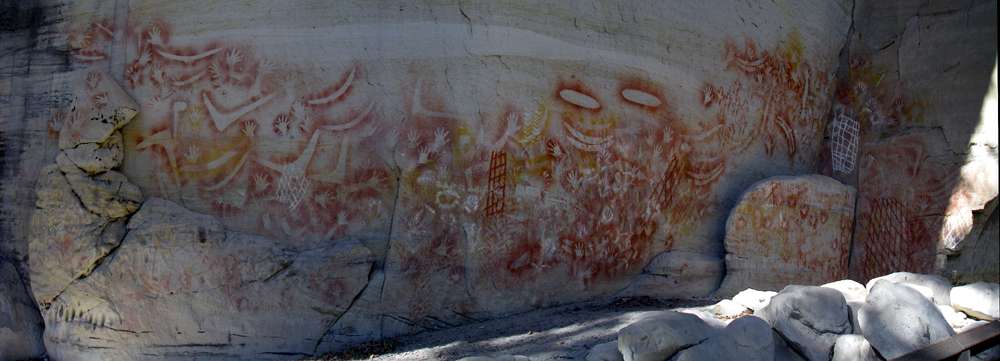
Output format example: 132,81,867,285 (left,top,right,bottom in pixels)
121,20,396,245
20,0,853,354
838,0,999,282
717,175,855,295
851,132,958,280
